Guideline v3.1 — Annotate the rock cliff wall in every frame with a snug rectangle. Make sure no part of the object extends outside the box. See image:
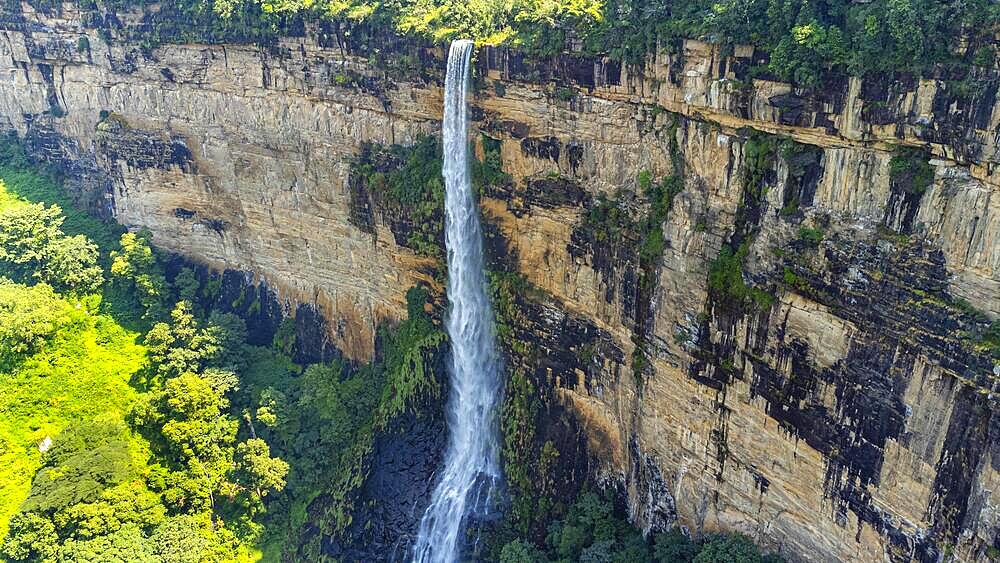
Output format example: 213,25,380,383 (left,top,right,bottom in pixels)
2,3,998,561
